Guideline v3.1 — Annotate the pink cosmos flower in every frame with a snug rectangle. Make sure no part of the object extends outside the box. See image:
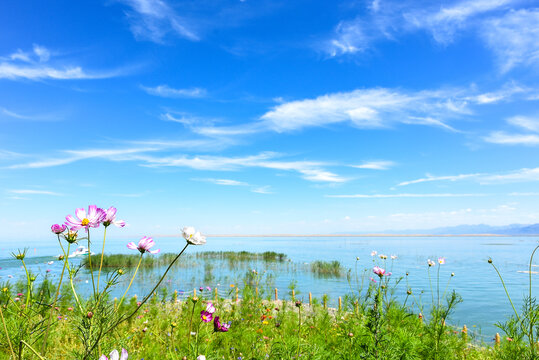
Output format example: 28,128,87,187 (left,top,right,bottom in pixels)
102,207,126,228
51,224,67,234
99,349,128,360
213,316,231,332
200,310,213,323
370,251,377,257
373,266,386,277
127,236,160,254
205,302,216,314
65,205,105,231
438,257,446,265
